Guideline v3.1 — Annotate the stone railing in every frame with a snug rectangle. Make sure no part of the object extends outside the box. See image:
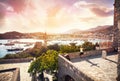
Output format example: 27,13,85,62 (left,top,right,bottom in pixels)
65,50,102,59
0,58,33,64
58,48,115,81
58,55,94,81
64,48,115,60
0,68,20,81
